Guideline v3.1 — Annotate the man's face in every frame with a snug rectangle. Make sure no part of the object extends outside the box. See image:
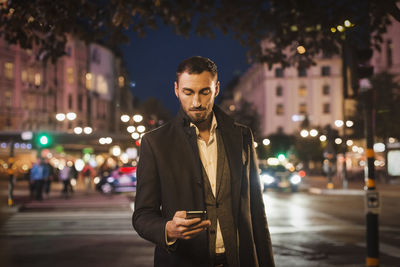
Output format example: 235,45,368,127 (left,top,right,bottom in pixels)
175,71,219,124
